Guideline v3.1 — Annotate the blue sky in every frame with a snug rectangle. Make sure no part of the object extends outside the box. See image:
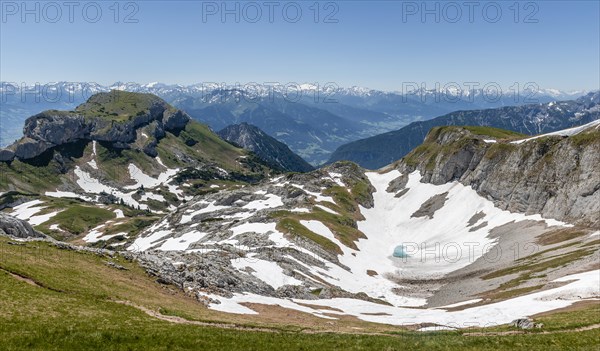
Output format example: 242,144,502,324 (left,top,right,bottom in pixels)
1,0,598,91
